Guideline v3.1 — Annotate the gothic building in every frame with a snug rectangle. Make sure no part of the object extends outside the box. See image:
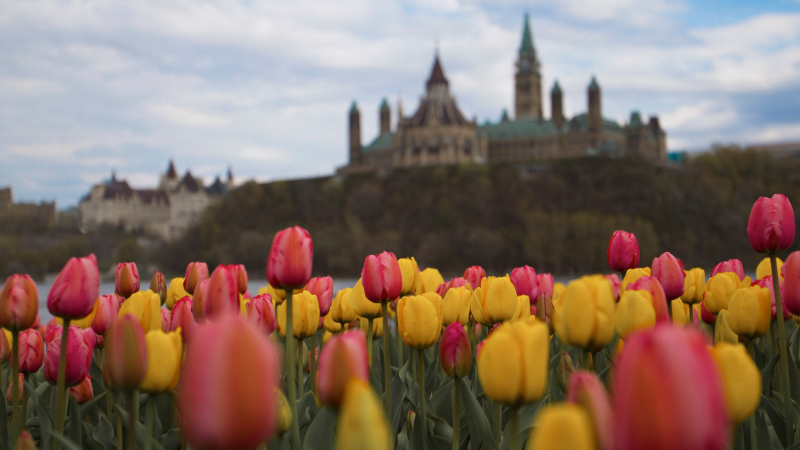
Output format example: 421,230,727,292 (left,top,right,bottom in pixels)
341,14,666,173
